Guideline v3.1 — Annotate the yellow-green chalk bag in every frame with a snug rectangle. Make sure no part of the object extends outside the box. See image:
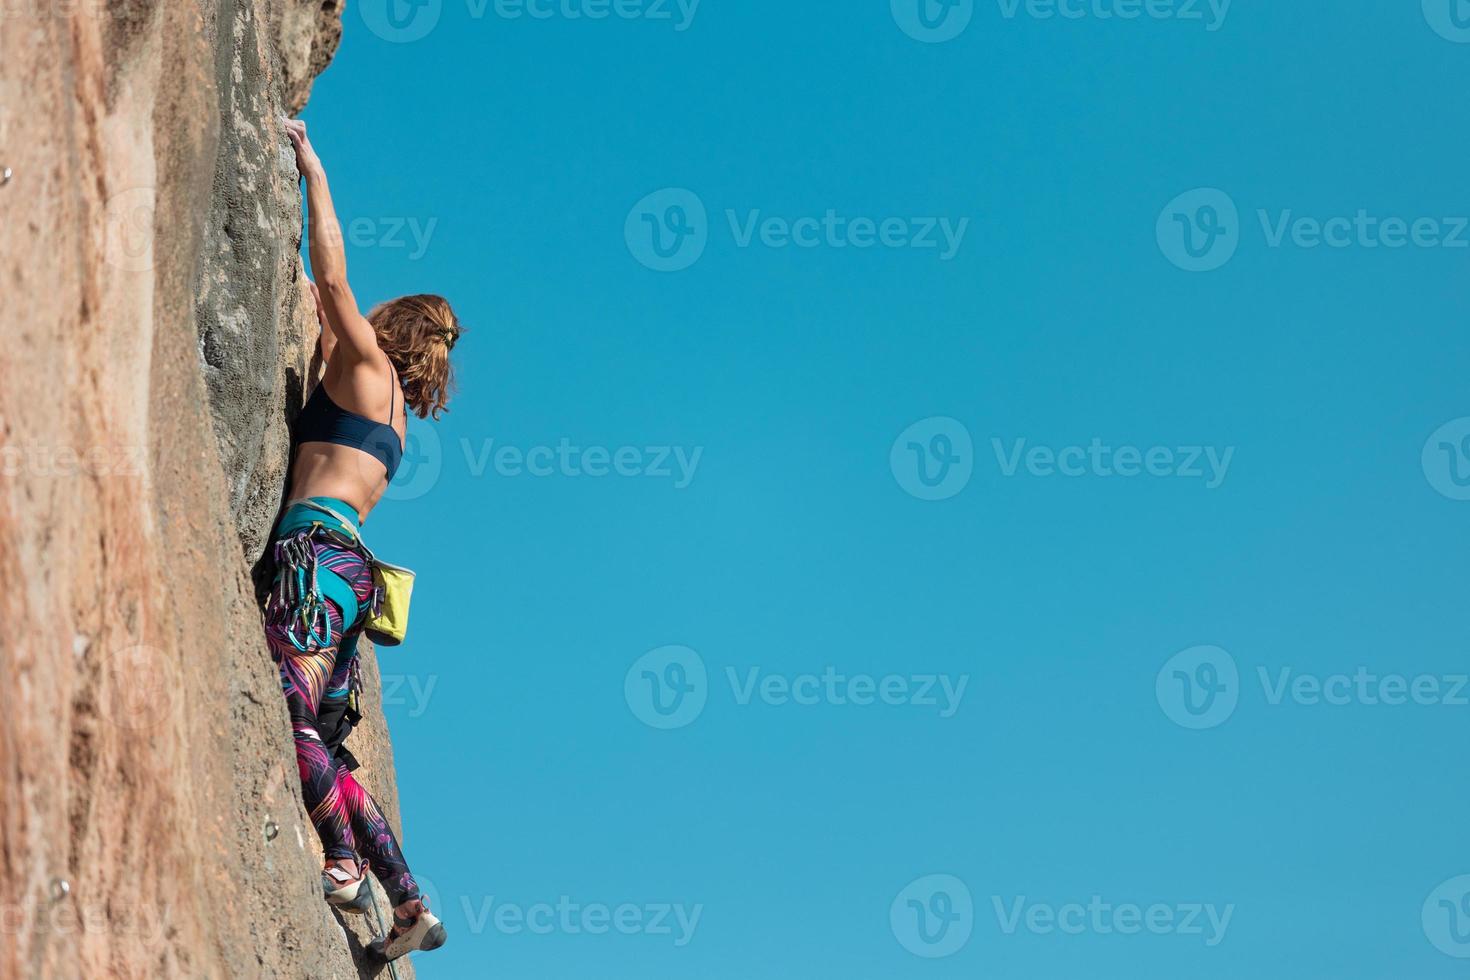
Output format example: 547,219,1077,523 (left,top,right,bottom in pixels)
366,559,415,646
